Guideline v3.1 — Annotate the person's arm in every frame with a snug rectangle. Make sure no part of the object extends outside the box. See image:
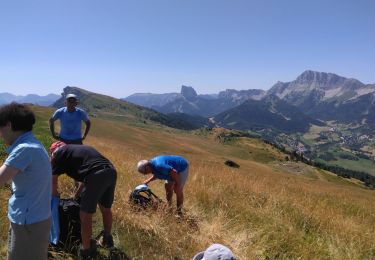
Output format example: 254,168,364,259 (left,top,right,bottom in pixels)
0,164,19,185
52,175,59,197
49,118,59,140
82,119,91,140
143,175,157,185
170,169,183,212
74,182,84,198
